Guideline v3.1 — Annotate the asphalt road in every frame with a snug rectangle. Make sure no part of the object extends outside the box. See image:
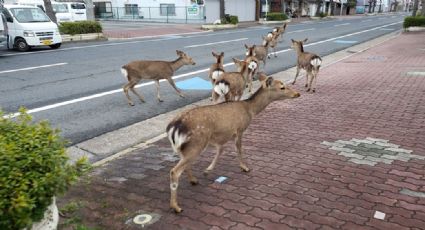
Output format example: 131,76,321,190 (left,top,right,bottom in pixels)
0,13,406,145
